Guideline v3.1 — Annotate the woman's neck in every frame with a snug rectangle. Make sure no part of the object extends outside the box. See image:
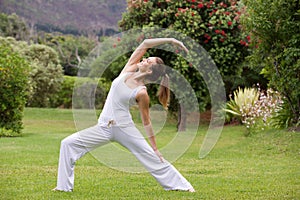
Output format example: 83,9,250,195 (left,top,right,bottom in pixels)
134,71,149,82
125,71,147,87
